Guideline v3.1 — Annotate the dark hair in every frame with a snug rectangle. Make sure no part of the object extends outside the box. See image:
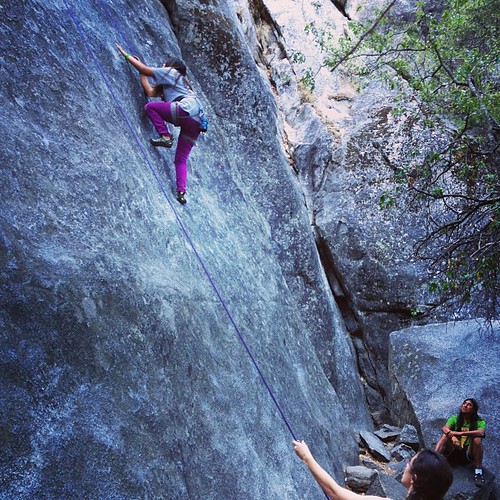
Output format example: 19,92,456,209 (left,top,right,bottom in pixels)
407,449,453,500
456,398,479,432
163,56,187,76
162,56,193,90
